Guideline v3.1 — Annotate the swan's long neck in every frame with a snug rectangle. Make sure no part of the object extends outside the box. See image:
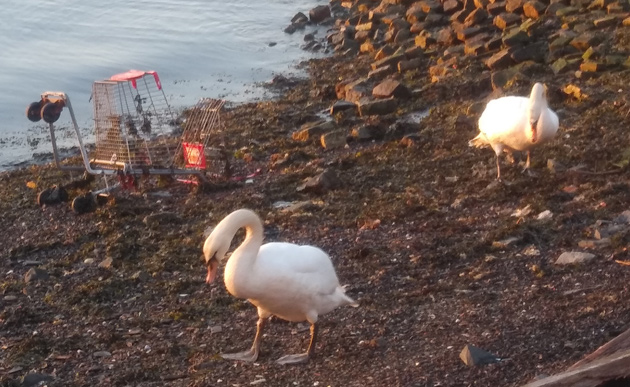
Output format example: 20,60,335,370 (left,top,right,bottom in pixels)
222,210,264,298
